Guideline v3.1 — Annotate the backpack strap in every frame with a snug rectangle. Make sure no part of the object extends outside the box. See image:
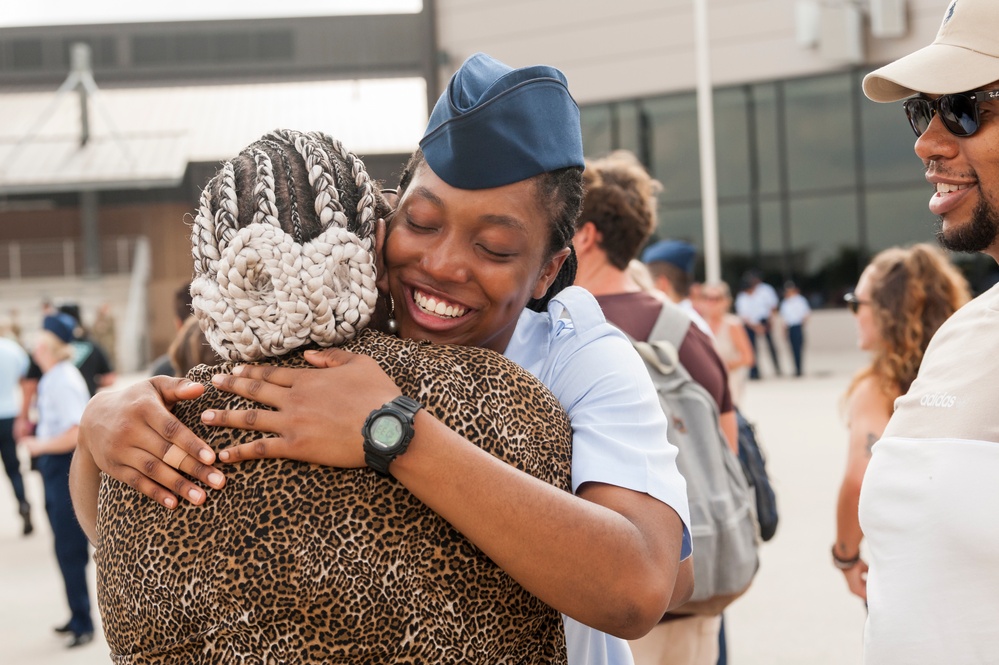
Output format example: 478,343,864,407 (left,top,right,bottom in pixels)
647,300,692,350
629,301,695,376
631,337,680,376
